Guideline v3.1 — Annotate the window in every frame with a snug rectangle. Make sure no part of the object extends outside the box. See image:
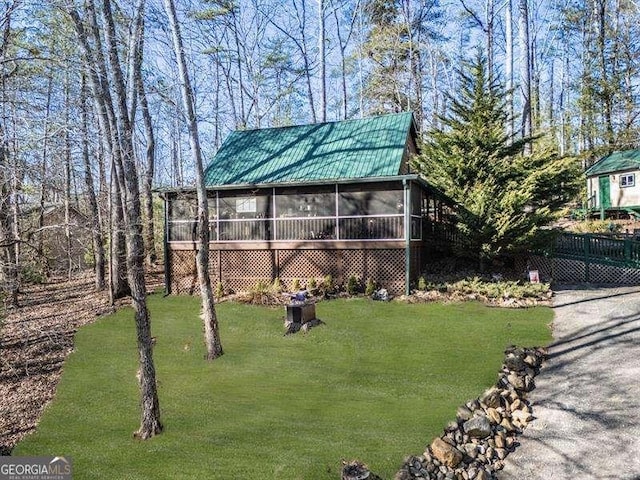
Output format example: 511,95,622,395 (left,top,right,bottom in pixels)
620,174,635,188
236,197,257,213
218,193,270,219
